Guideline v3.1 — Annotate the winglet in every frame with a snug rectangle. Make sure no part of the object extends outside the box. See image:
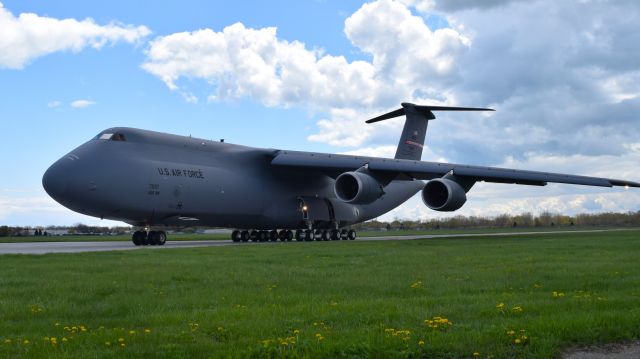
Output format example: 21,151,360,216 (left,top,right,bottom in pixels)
366,103,494,123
